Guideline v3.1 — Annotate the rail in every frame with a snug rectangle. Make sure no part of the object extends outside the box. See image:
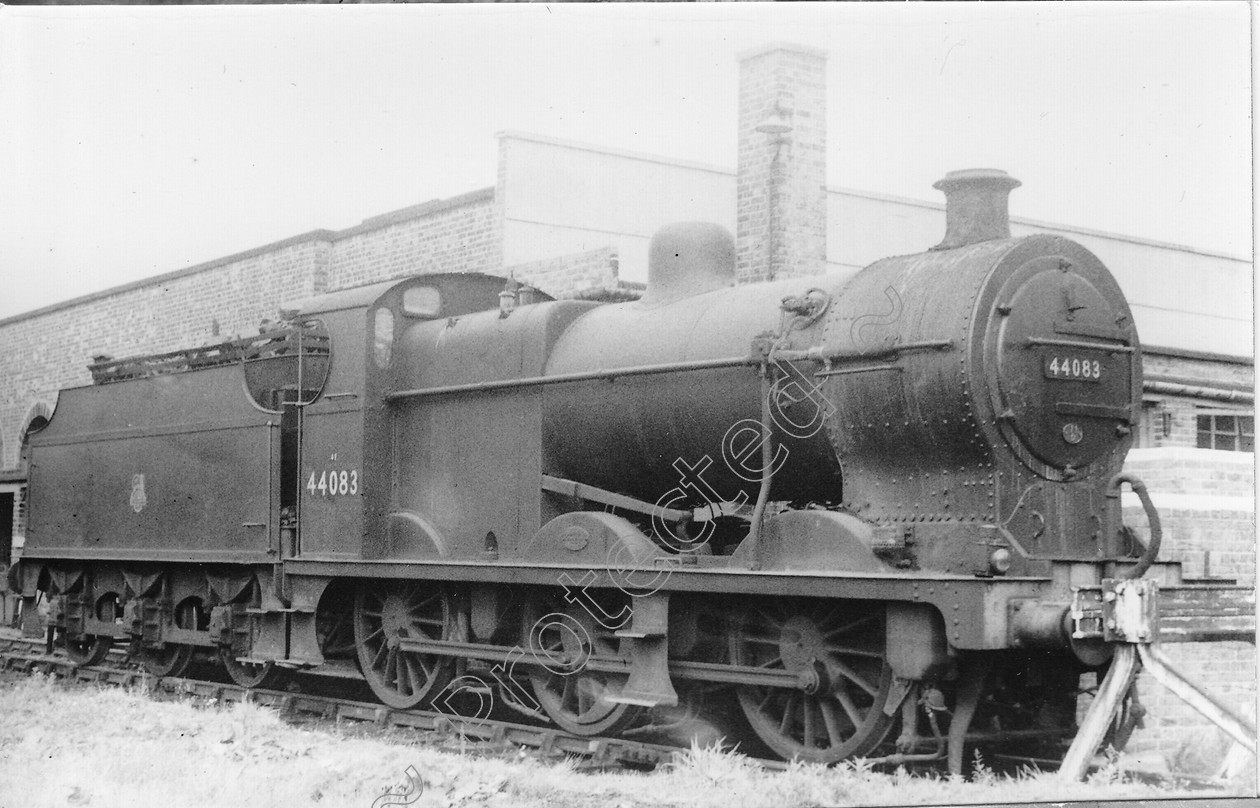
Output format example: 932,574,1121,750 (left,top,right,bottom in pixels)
0,635,1245,789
